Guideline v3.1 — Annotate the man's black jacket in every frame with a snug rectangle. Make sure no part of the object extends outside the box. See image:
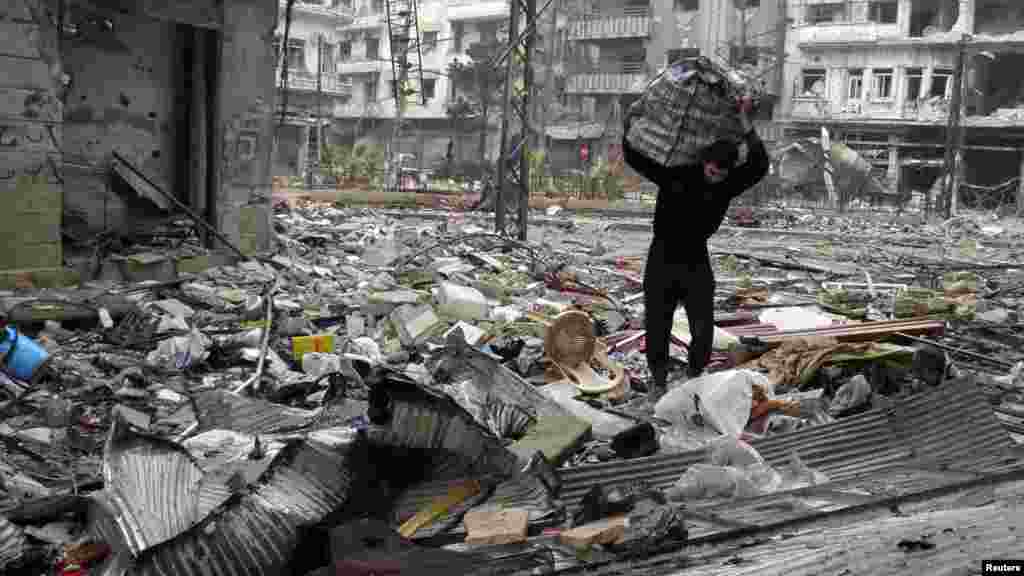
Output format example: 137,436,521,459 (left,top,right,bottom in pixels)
623,131,770,248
